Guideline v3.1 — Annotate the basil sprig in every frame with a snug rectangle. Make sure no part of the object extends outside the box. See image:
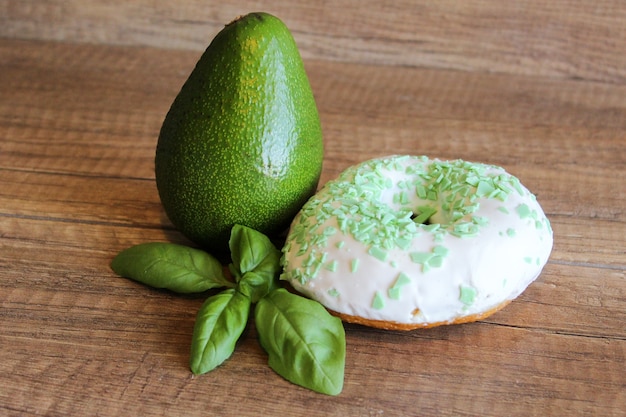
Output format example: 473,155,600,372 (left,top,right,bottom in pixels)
228,224,280,303
110,224,346,396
